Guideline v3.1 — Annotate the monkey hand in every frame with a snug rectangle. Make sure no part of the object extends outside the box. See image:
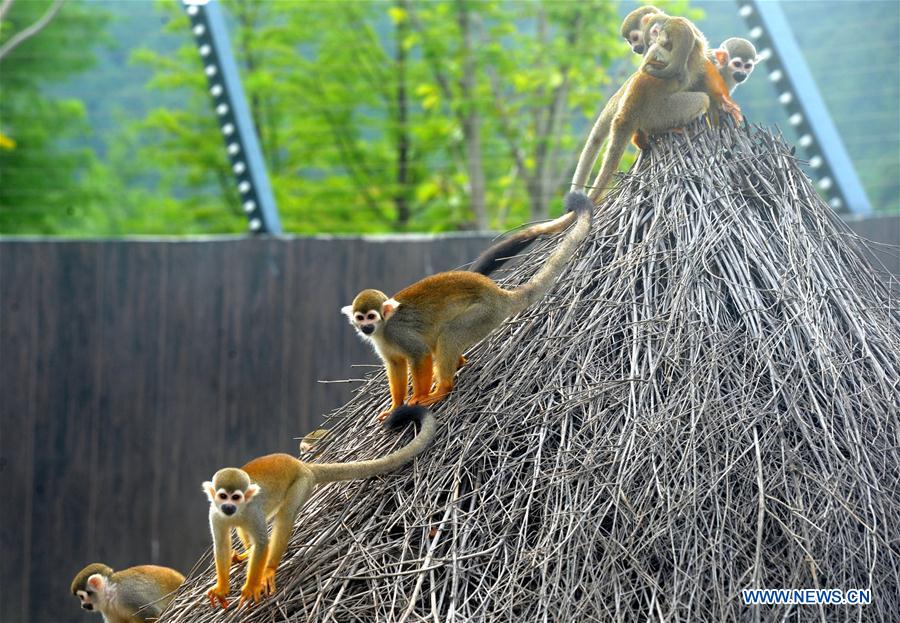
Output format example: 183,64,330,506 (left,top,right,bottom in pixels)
238,580,266,607
206,584,230,609
721,95,743,124
232,550,250,563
